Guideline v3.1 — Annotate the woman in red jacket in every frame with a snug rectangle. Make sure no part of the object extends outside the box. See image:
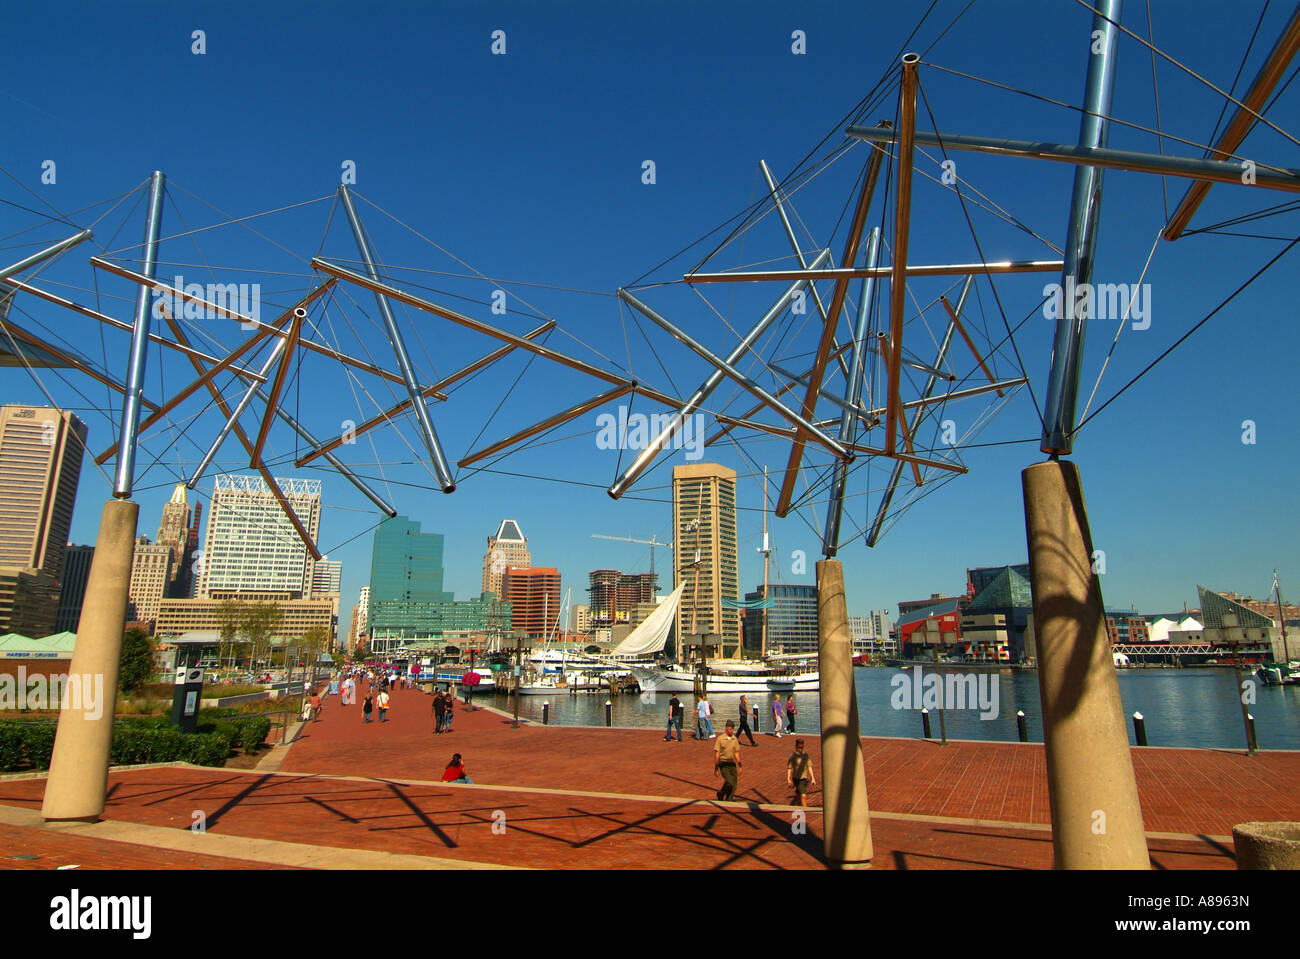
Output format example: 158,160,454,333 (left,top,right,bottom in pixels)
441,753,472,784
